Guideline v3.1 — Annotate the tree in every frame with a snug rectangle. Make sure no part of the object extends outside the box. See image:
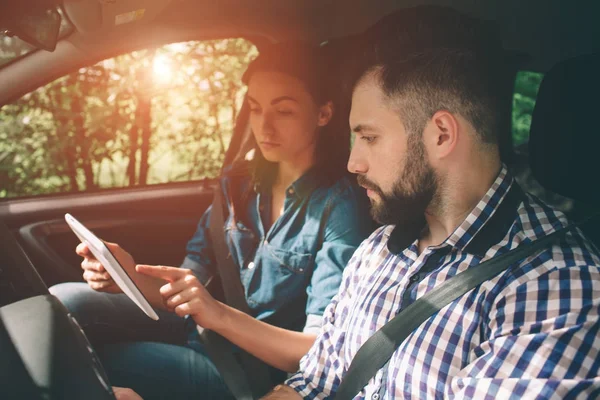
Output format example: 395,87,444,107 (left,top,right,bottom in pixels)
512,71,543,148
0,38,257,198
